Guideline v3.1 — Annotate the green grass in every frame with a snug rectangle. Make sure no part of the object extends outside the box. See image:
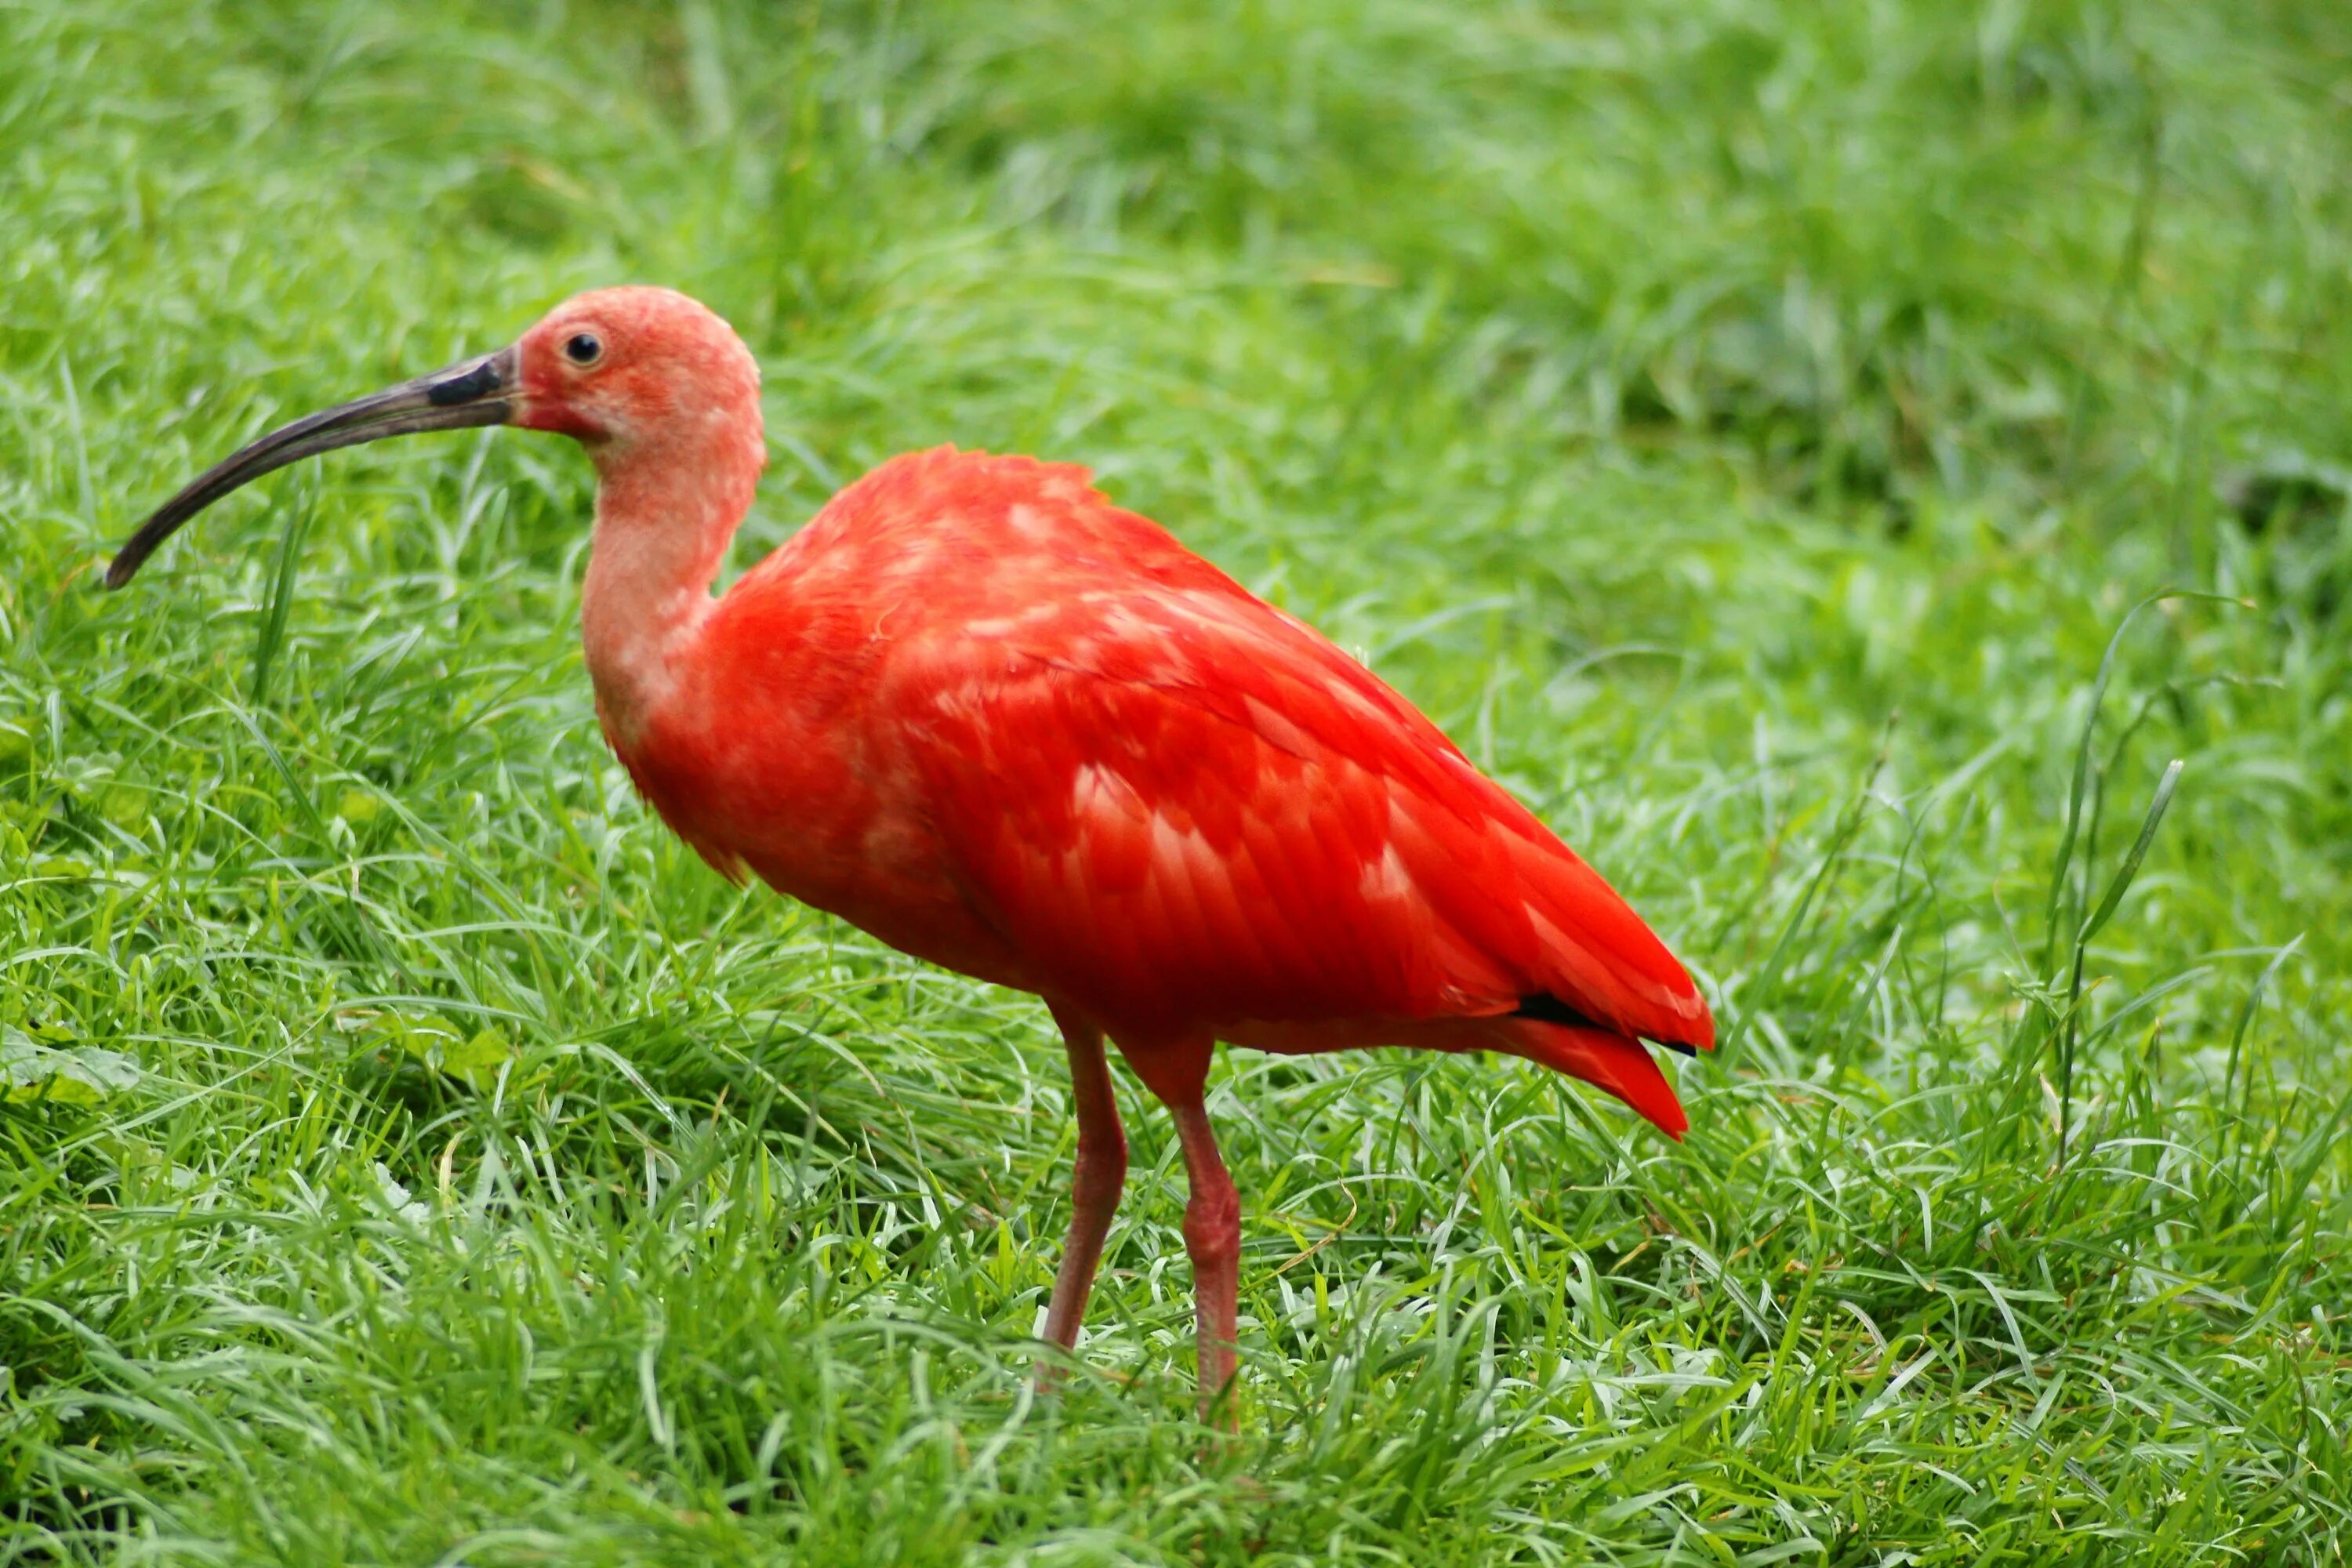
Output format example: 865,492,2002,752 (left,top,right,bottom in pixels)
3,0,2350,1561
